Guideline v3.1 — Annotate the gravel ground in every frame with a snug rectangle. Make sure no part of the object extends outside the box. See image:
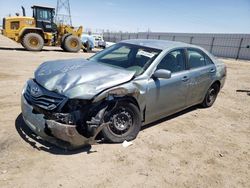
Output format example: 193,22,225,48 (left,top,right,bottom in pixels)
0,34,249,188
